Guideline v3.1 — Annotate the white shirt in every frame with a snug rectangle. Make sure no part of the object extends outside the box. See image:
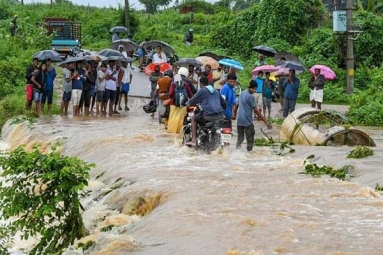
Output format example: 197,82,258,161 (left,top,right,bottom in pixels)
152,52,167,64
105,67,117,91
121,66,132,84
